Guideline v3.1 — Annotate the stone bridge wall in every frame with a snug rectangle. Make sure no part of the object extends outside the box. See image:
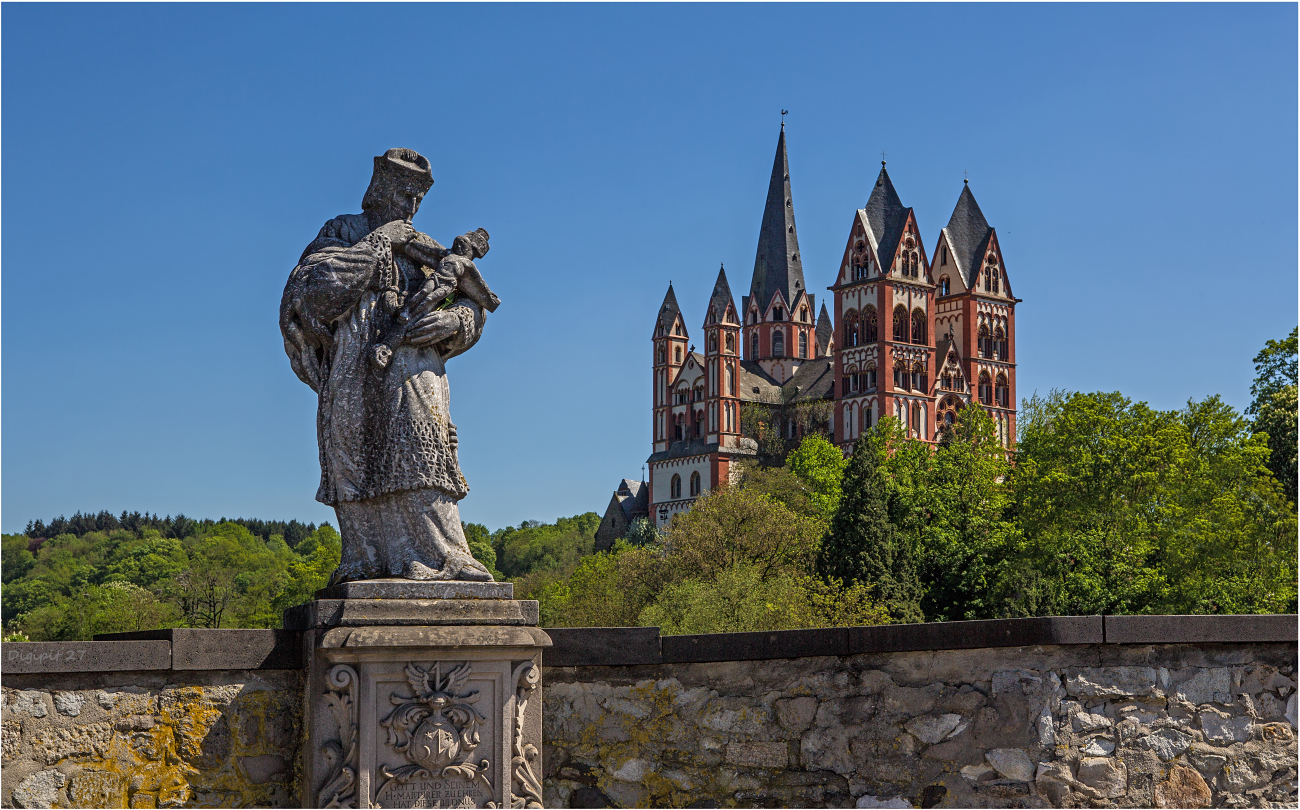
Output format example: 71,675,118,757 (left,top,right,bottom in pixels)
1,617,1295,809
